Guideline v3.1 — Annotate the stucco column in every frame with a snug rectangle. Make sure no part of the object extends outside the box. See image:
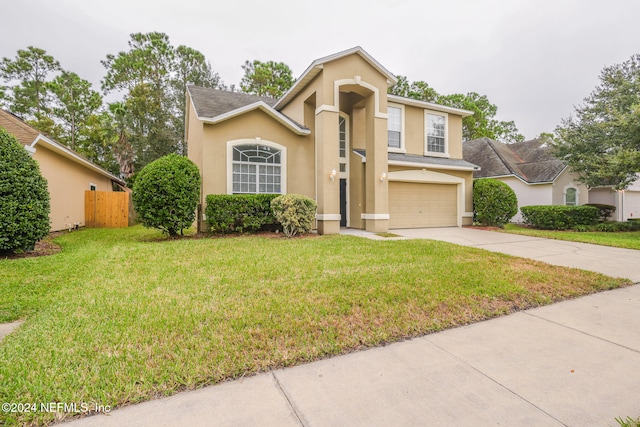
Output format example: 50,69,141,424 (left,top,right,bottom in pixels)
315,109,341,235
363,97,389,233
